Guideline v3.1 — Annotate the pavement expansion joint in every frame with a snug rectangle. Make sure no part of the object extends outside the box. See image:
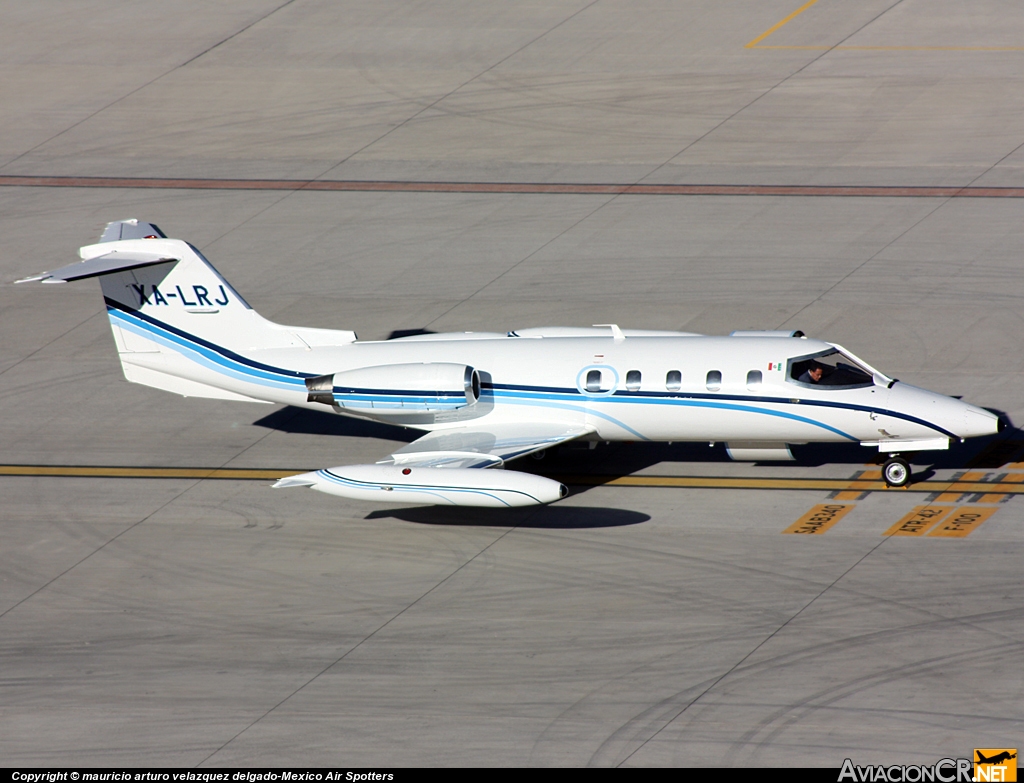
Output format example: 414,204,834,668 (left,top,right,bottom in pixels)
3,176,1024,198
